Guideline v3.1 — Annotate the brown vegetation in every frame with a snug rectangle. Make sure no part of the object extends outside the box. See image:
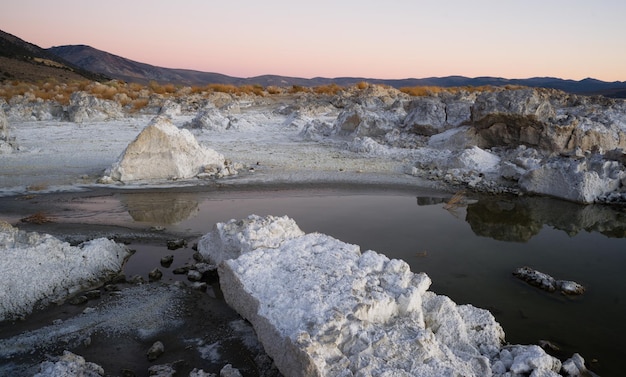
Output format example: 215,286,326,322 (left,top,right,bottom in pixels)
400,85,498,96
20,212,54,224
